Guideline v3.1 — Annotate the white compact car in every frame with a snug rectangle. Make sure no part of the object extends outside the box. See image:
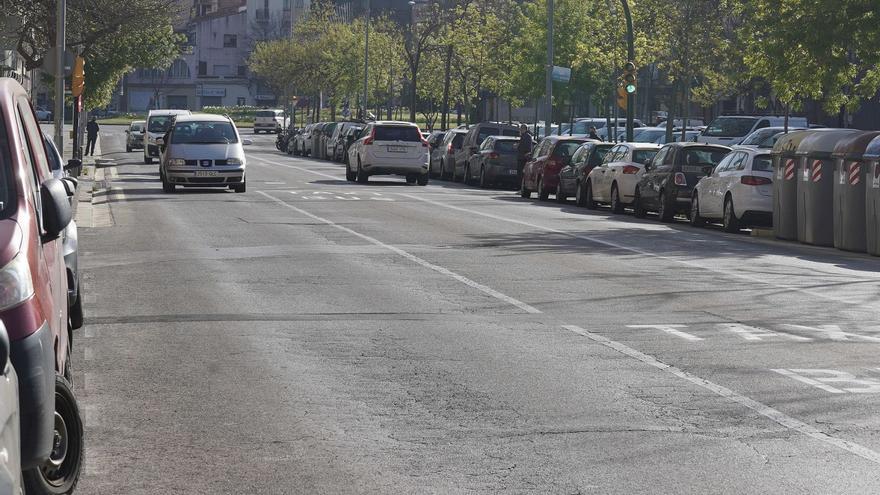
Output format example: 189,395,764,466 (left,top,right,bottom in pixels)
159,114,252,193
346,121,430,185
144,109,191,164
585,143,661,213
691,148,773,231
